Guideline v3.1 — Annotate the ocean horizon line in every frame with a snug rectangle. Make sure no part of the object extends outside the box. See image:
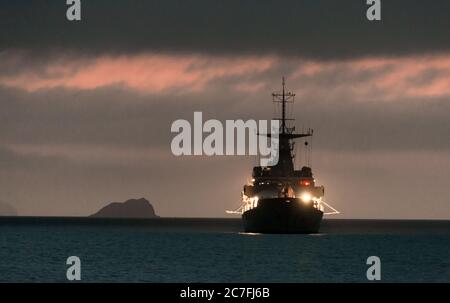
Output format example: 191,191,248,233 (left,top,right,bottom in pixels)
1,216,450,221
